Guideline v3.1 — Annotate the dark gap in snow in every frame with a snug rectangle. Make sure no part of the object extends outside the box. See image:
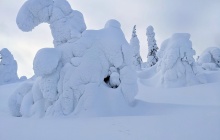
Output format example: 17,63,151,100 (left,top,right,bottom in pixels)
103,75,119,89
104,75,110,84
